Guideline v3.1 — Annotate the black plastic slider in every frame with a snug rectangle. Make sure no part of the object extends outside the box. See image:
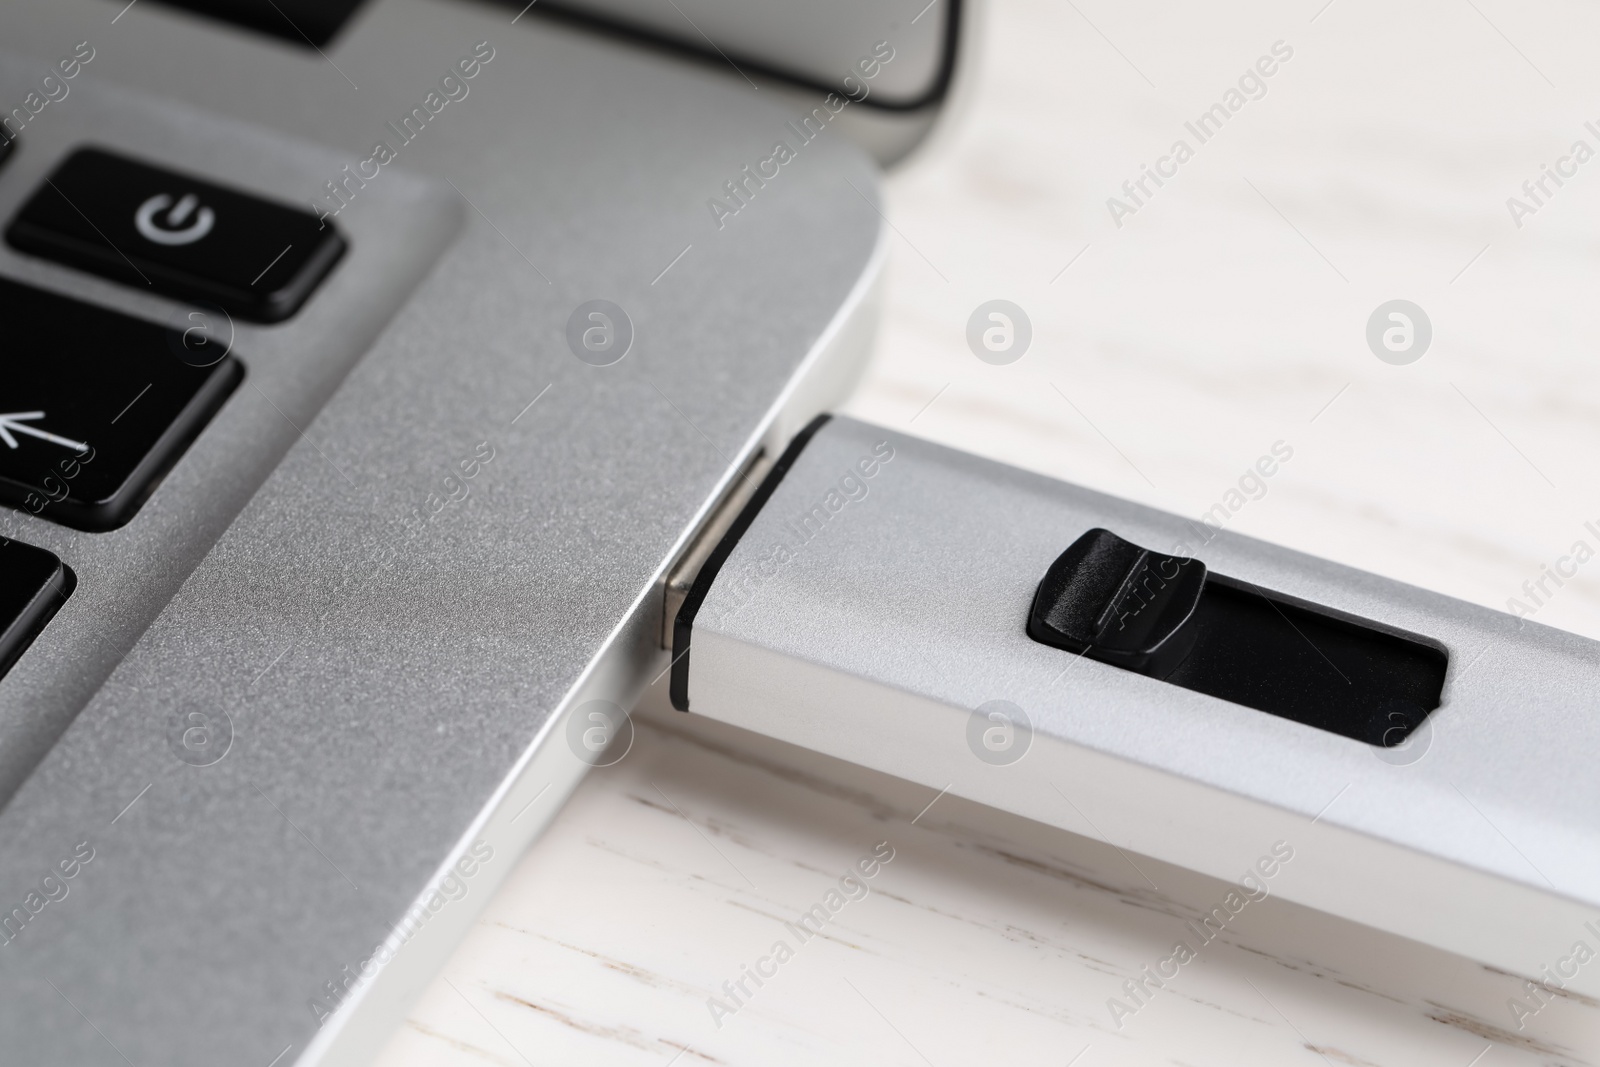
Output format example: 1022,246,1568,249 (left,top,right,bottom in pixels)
1028,528,1206,678
1025,525,1449,748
